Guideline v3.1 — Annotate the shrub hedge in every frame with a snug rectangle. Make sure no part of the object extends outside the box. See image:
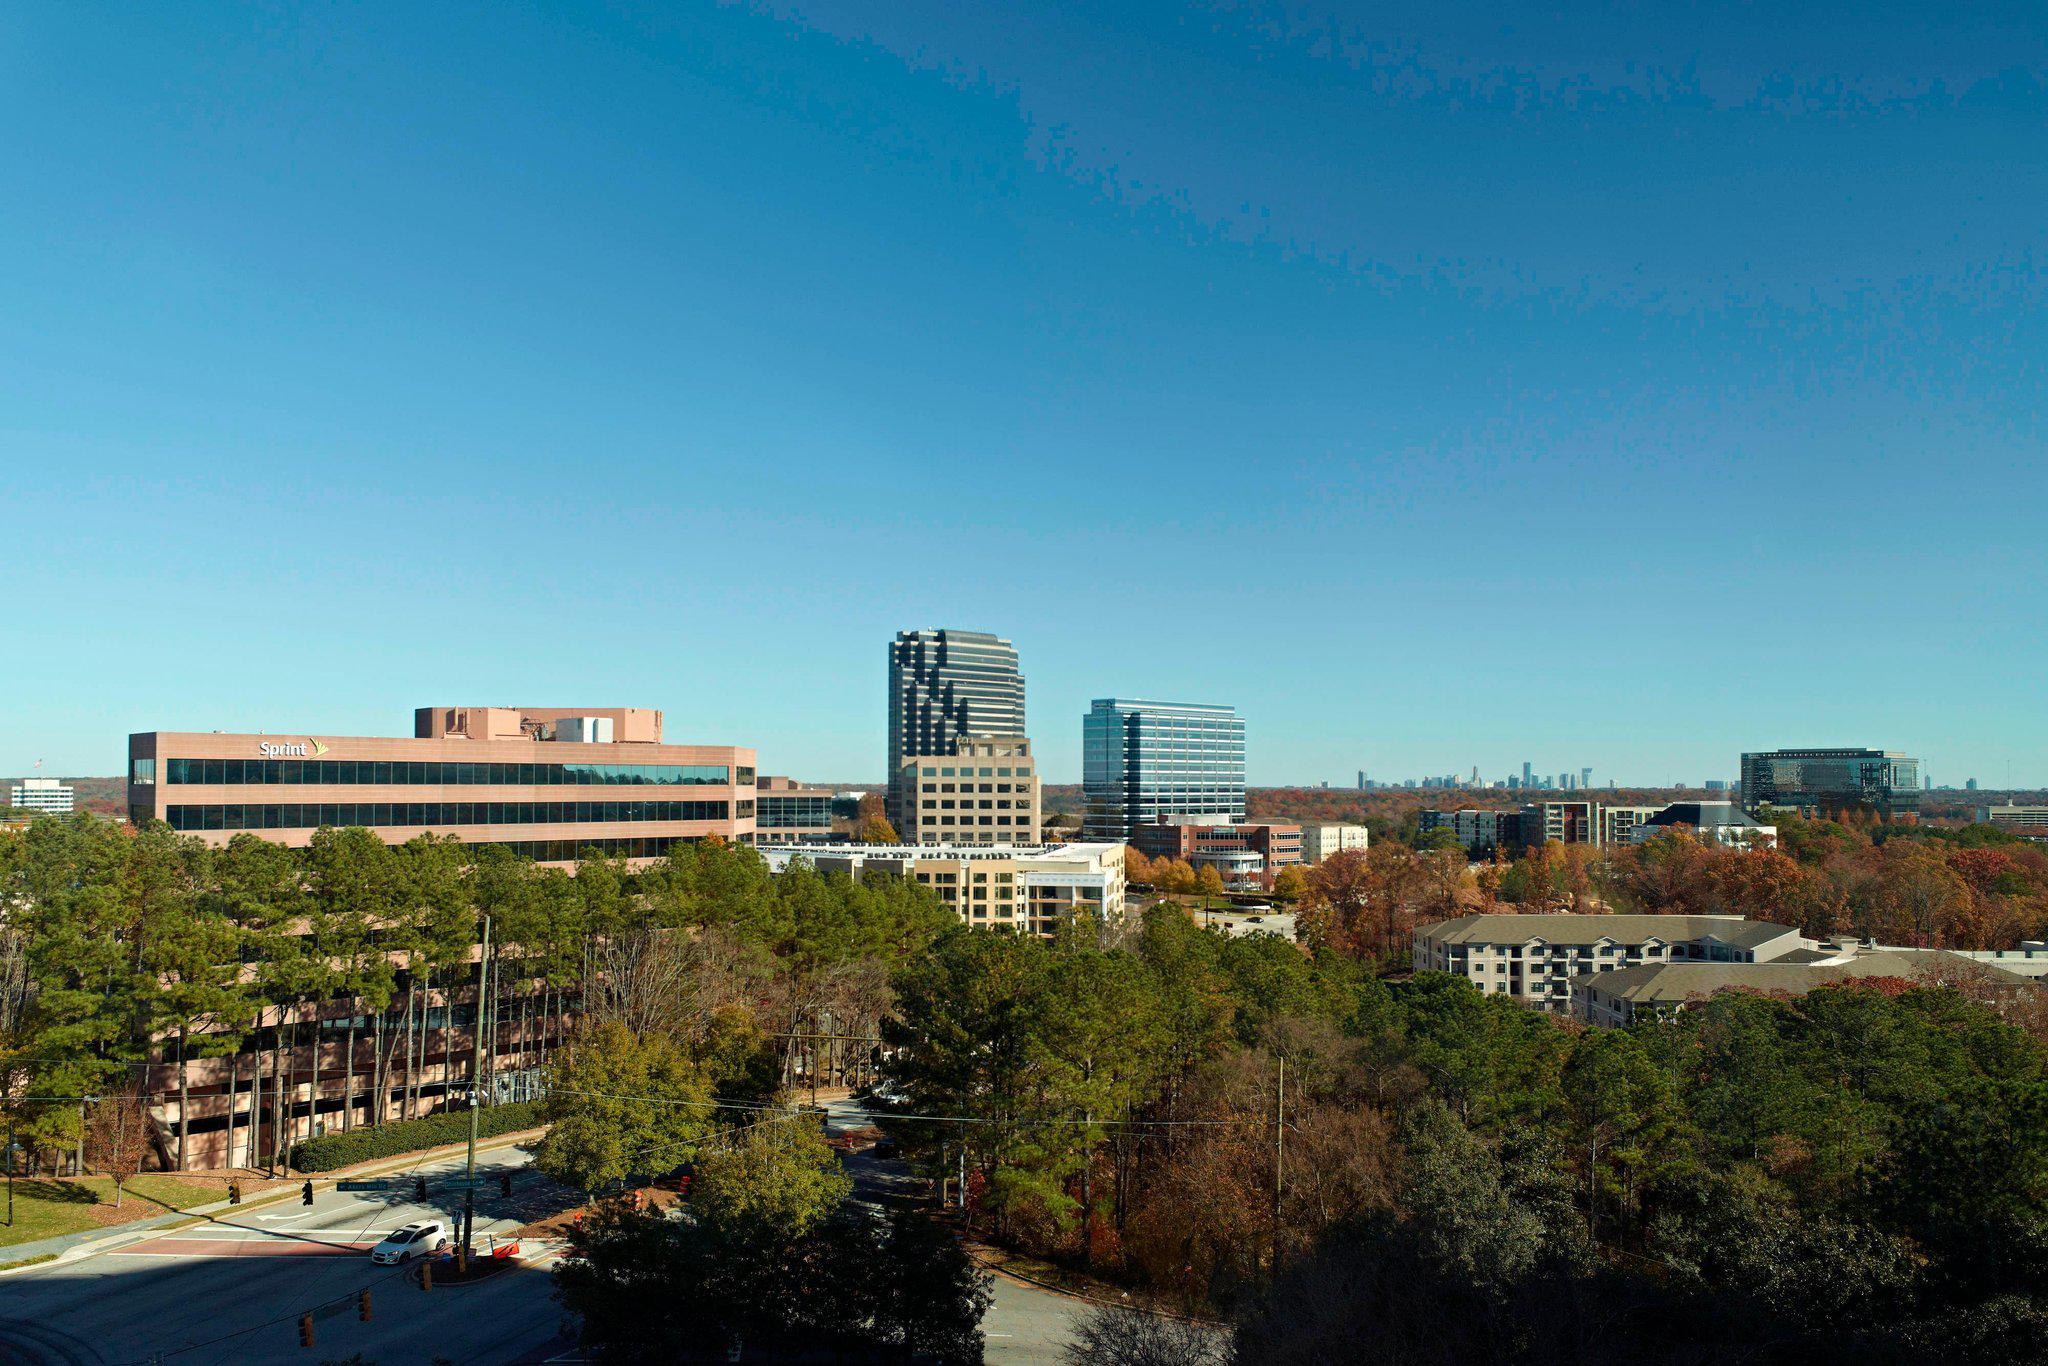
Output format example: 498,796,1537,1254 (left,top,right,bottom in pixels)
290,1101,542,1172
